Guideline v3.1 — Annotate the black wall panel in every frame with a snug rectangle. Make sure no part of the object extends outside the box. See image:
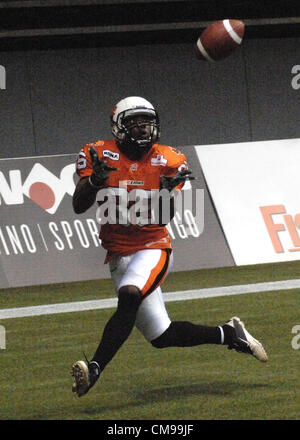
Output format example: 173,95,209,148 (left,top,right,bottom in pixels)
27,47,140,155
134,43,250,146
244,38,300,141
1,41,253,158
0,52,35,158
